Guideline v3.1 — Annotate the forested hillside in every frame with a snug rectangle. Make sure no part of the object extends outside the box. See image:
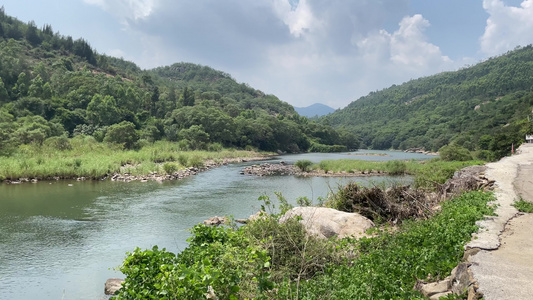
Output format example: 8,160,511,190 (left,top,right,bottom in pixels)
0,7,356,156
326,46,533,159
